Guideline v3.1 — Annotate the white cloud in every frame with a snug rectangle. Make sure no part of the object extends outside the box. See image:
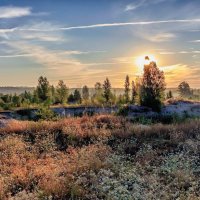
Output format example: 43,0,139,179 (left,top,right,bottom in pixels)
159,50,200,55
6,19,198,32
60,50,106,55
0,22,65,42
5,41,82,70
149,33,176,42
1,18,200,35
0,6,31,18
159,51,176,55
0,28,17,33
192,51,200,54
178,51,189,54
18,33,63,42
124,0,169,11
47,19,200,31
3,41,107,72
0,53,32,58
124,0,146,11
161,63,200,88
125,4,139,11
190,40,200,43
